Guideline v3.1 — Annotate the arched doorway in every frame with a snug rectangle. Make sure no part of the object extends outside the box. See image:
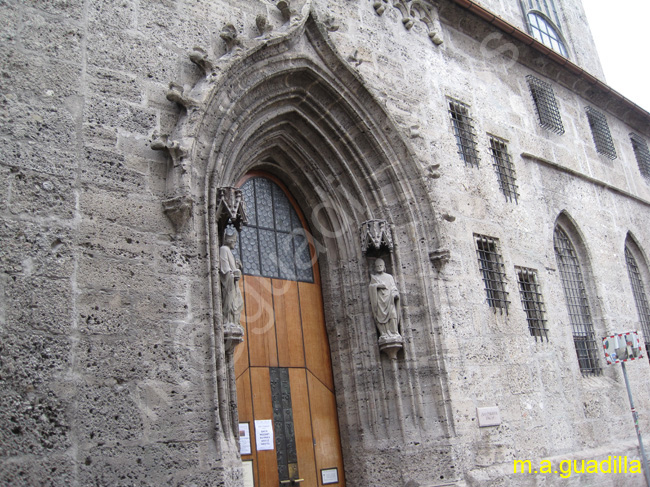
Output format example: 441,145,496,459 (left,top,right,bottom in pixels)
234,173,345,487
